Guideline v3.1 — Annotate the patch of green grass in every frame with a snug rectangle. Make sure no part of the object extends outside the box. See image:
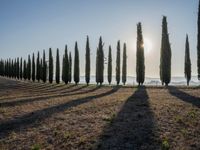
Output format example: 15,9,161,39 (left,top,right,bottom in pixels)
161,138,170,150
102,113,116,124
187,110,197,119
31,144,41,150
174,115,184,124
180,128,188,137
